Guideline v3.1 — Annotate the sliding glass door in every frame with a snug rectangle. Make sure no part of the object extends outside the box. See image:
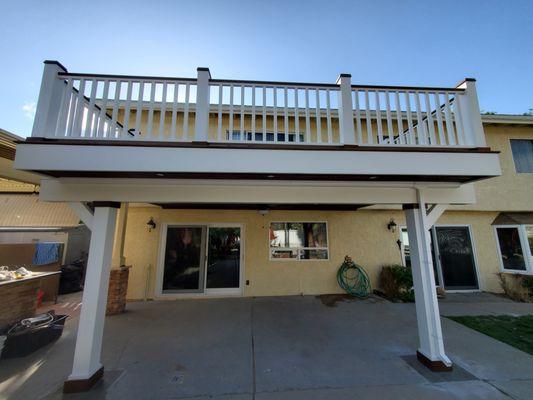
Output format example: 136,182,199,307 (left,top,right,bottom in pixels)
160,225,242,295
